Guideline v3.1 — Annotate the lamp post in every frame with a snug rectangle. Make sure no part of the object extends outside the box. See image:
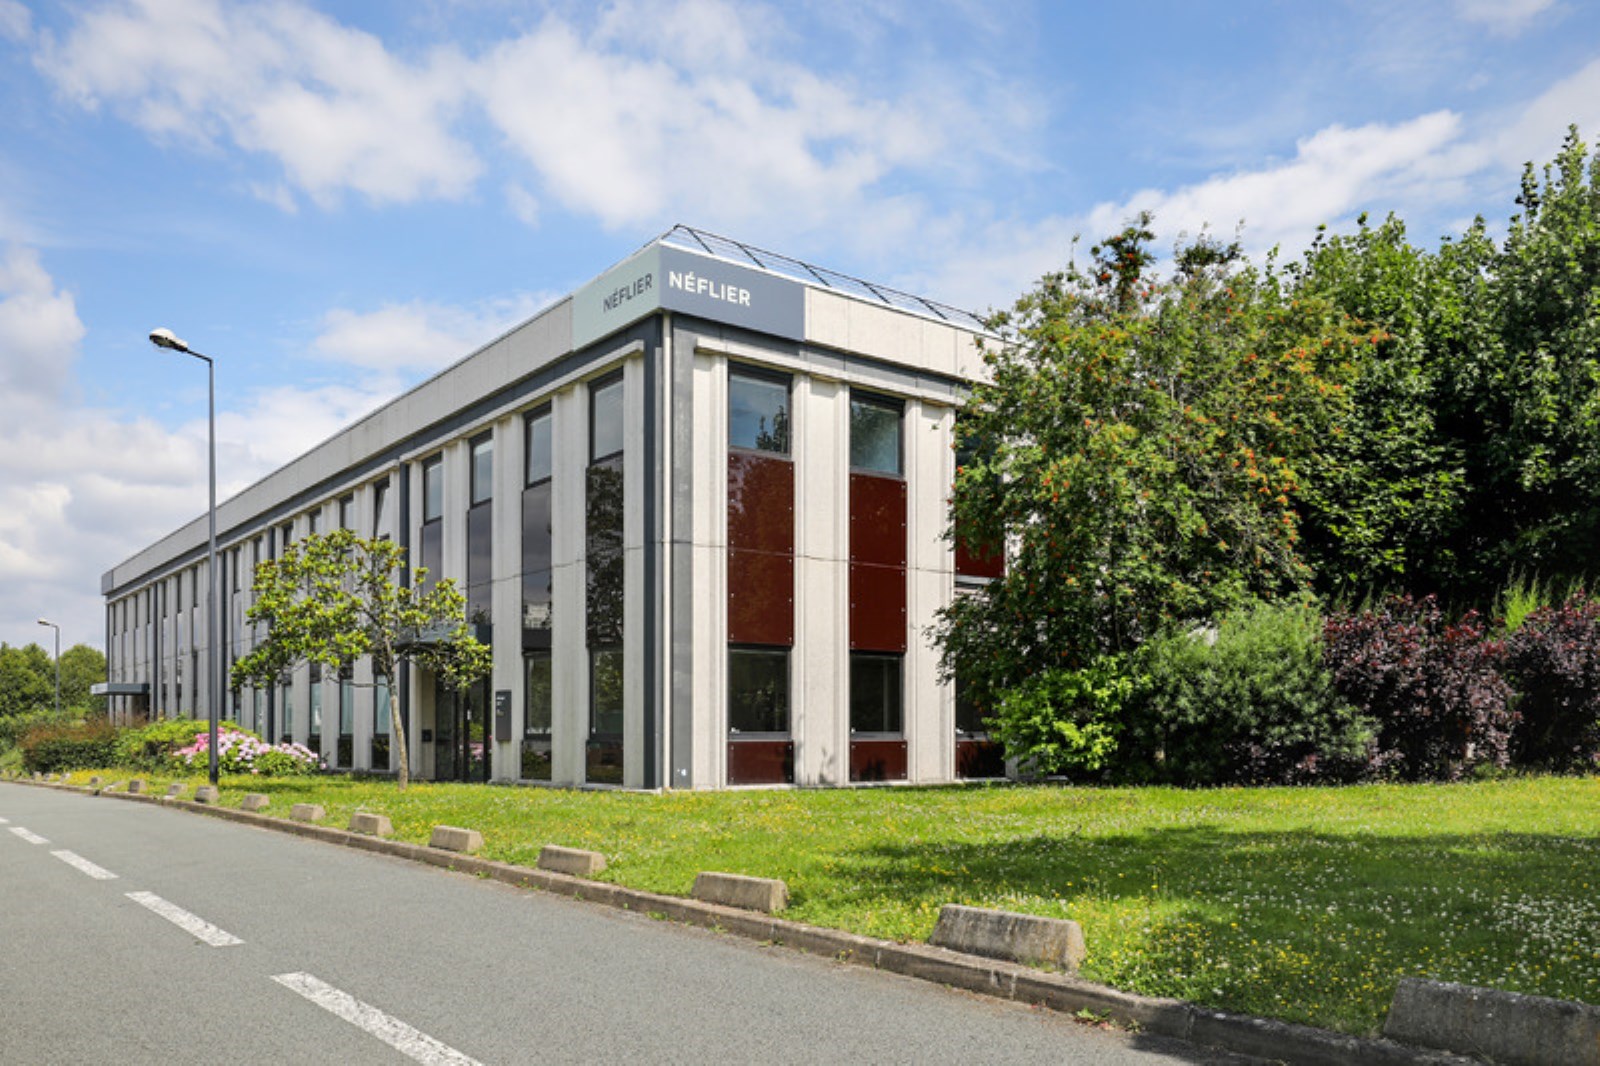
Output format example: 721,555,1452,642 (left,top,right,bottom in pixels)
149,328,219,787
36,619,60,717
